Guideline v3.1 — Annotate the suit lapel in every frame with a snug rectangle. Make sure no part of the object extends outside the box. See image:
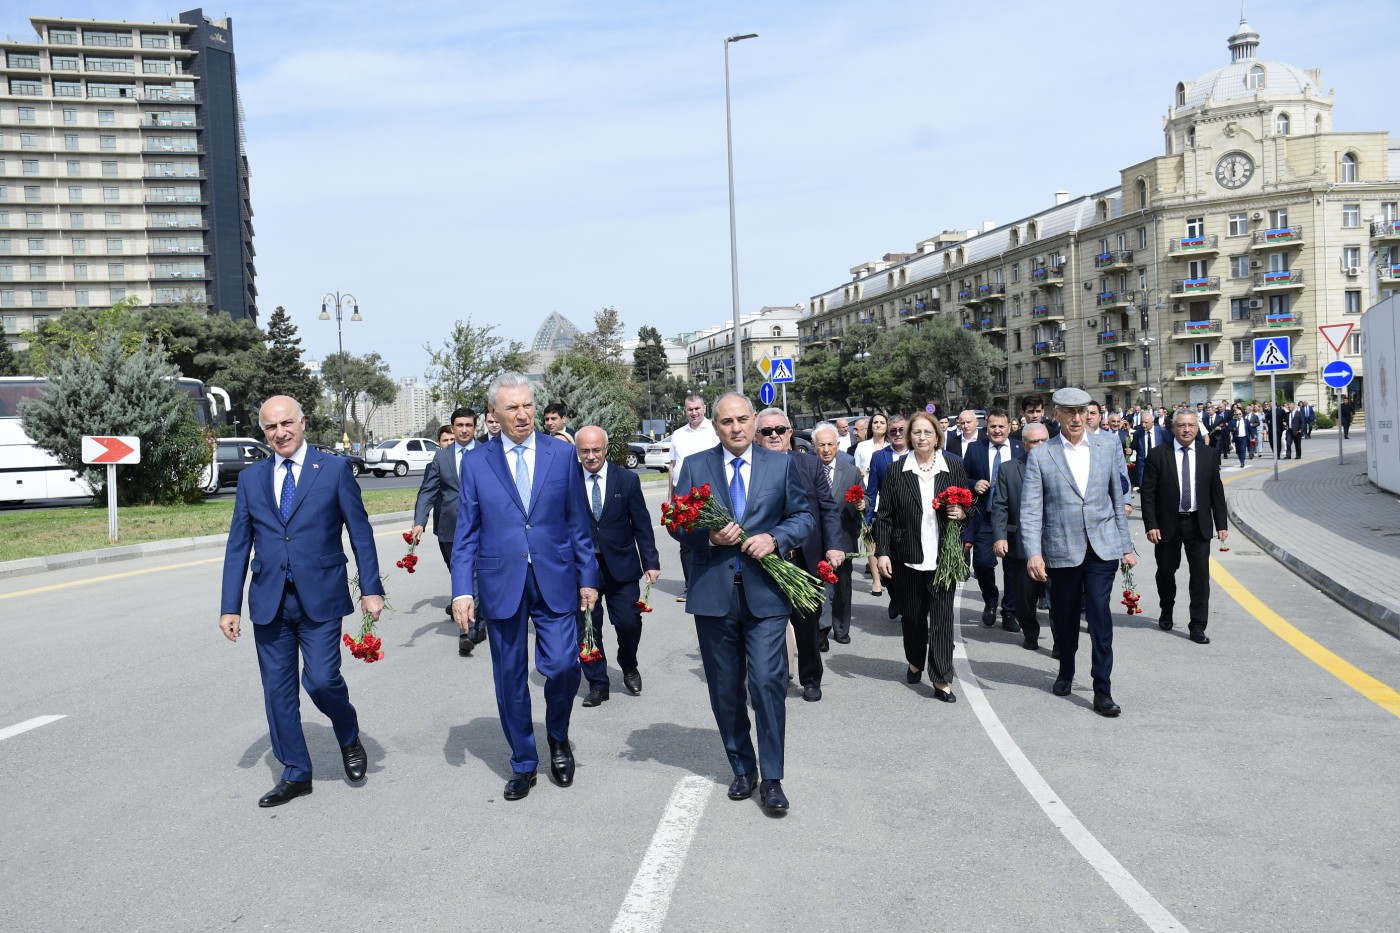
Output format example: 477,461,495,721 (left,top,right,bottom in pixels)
527,431,553,518
284,447,327,524
487,439,525,514
746,446,770,519
258,458,279,521
1046,440,1084,500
